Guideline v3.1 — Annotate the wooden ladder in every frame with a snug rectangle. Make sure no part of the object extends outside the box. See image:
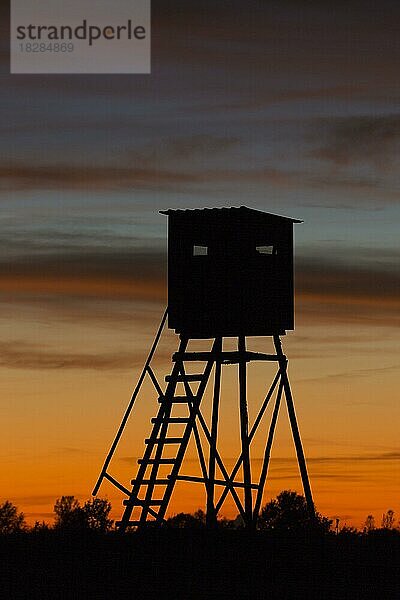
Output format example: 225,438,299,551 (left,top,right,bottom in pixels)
117,337,219,530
